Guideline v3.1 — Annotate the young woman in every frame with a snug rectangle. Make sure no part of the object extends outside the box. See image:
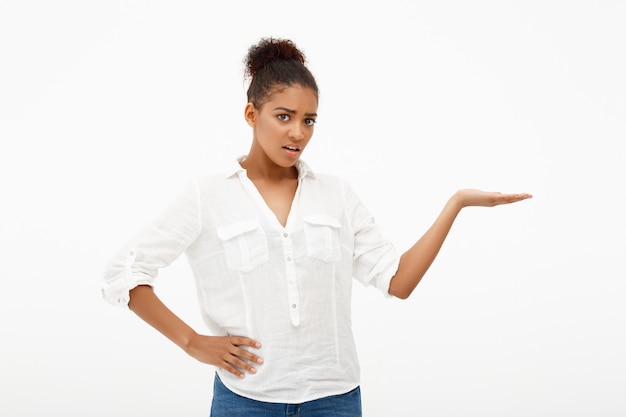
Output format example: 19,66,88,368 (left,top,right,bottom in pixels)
103,37,531,416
